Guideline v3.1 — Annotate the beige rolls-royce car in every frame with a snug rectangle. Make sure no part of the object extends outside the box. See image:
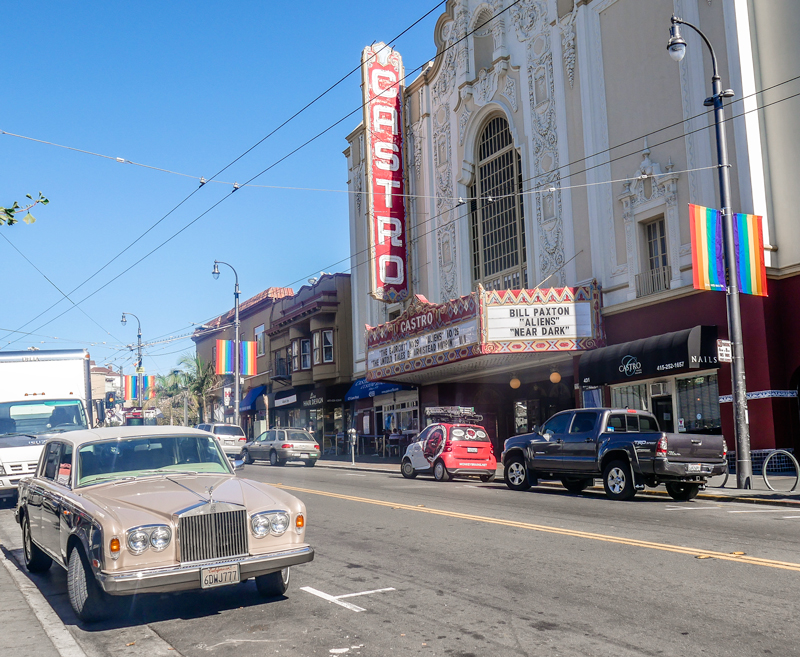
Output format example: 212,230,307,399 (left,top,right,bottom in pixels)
15,426,314,622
